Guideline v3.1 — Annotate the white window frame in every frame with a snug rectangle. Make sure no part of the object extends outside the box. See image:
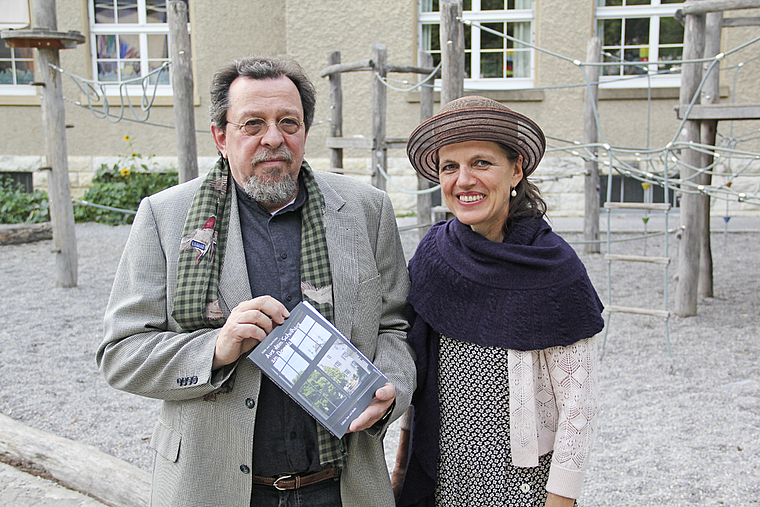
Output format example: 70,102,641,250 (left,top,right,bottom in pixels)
596,0,684,88
0,46,36,96
87,0,189,96
419,0,535,91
